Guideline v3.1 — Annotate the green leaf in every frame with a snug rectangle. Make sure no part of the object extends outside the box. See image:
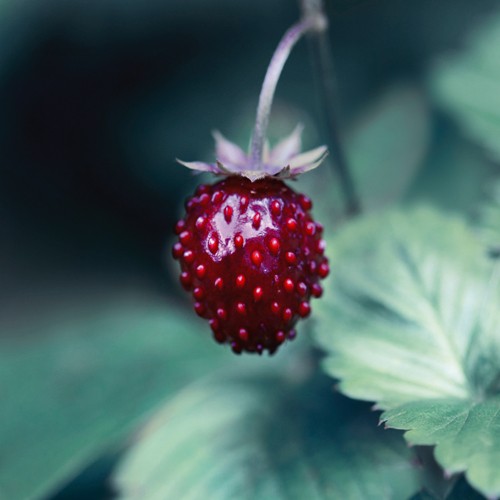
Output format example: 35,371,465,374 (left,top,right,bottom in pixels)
406,125,497,215
383,398,500,499
431,11,500,161
346,87,430,211
446,475,488,500
114,372,422,500
295,86,430,223
0,290,230,500
314,207,500,497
